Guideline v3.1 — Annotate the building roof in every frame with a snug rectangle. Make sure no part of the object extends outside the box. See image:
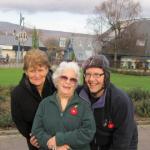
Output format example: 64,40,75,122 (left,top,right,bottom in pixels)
0,35,45,48
102,19,150,57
